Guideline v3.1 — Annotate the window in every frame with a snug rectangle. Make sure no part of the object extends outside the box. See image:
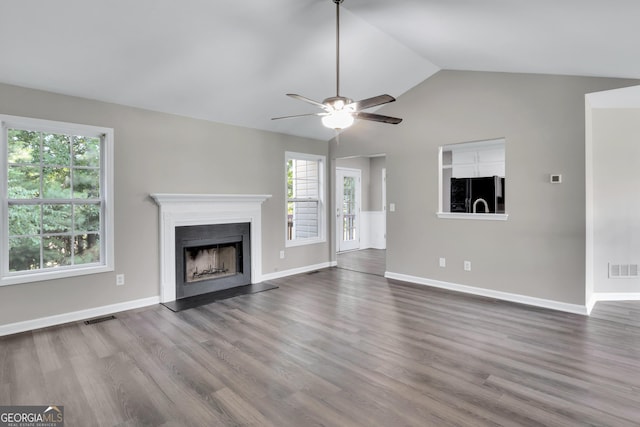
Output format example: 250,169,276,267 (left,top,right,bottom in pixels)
286,152,325,246
438,138,508,220
1,115,114,285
